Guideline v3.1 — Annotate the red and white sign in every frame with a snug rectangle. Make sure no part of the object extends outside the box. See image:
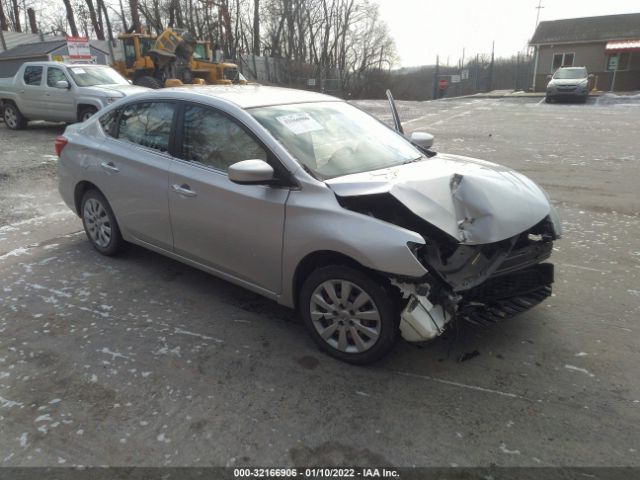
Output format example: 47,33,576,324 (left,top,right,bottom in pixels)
66,36,91,59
